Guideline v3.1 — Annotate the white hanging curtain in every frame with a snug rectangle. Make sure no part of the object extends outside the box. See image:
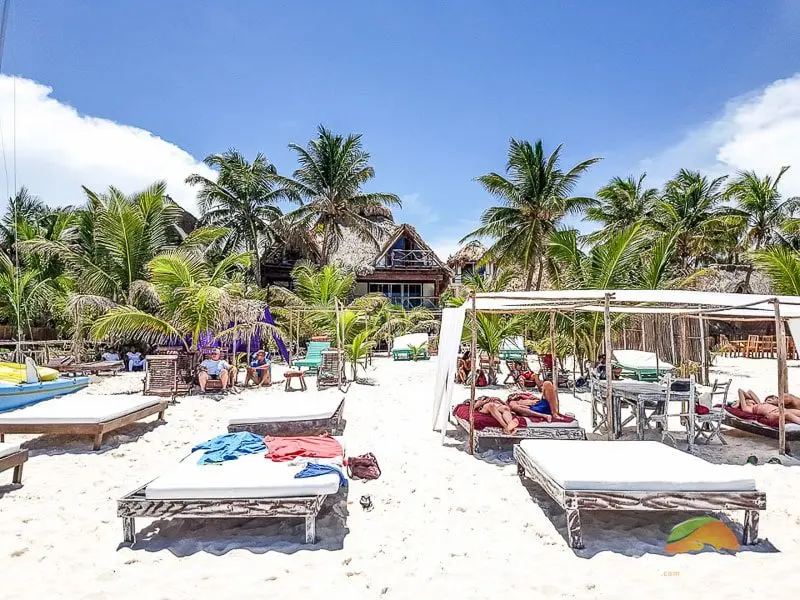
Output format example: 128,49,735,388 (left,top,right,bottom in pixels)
432,305,467,433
